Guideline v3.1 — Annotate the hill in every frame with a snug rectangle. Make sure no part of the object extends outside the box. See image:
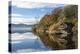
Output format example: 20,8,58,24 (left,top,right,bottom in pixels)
32,5,78,50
